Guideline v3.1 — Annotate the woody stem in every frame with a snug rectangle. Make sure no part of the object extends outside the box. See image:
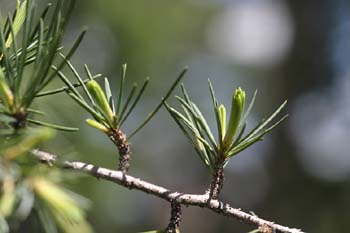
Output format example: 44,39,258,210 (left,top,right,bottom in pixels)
108,128,131,173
